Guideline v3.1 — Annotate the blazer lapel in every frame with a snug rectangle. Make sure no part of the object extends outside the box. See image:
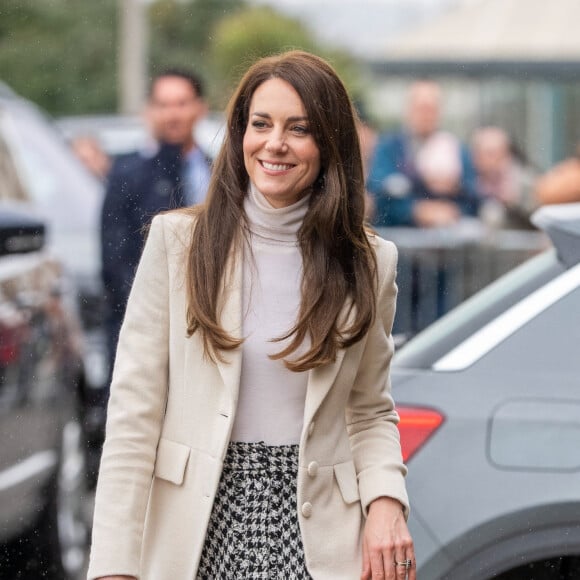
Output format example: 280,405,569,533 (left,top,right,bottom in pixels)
303,299,355,426
303,349,347,425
